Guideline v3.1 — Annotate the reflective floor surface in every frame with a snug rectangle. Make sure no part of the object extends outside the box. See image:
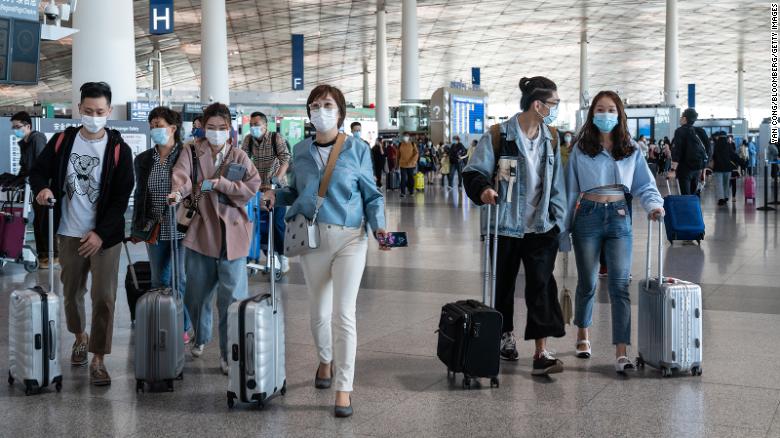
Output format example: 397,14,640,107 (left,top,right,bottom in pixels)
1,174,779,438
